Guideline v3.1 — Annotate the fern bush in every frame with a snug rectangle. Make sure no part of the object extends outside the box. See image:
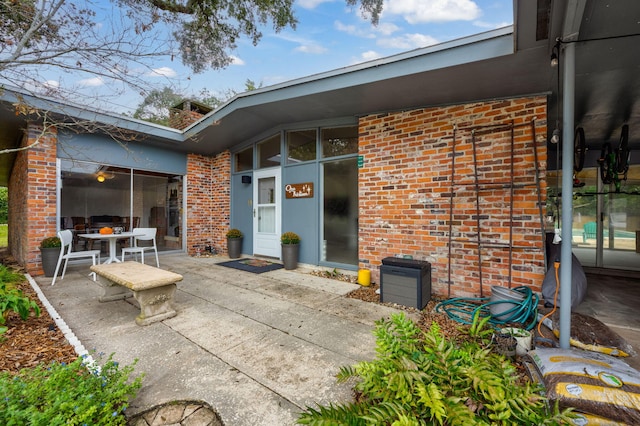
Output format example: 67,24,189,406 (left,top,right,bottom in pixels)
298,313,573,425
